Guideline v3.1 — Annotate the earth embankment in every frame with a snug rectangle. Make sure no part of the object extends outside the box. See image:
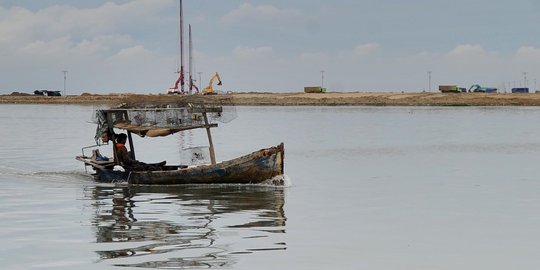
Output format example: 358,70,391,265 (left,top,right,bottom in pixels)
3,92,540,106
